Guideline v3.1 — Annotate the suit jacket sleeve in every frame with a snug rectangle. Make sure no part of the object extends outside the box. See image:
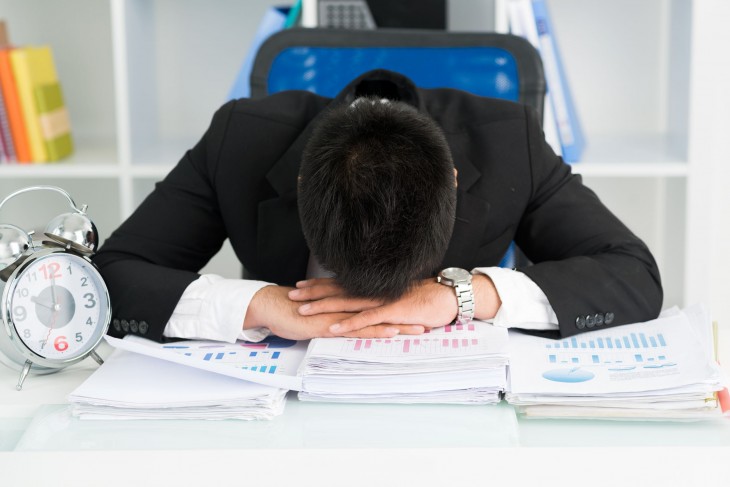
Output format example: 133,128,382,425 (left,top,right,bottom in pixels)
92,101,236,342
516,106,663,337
